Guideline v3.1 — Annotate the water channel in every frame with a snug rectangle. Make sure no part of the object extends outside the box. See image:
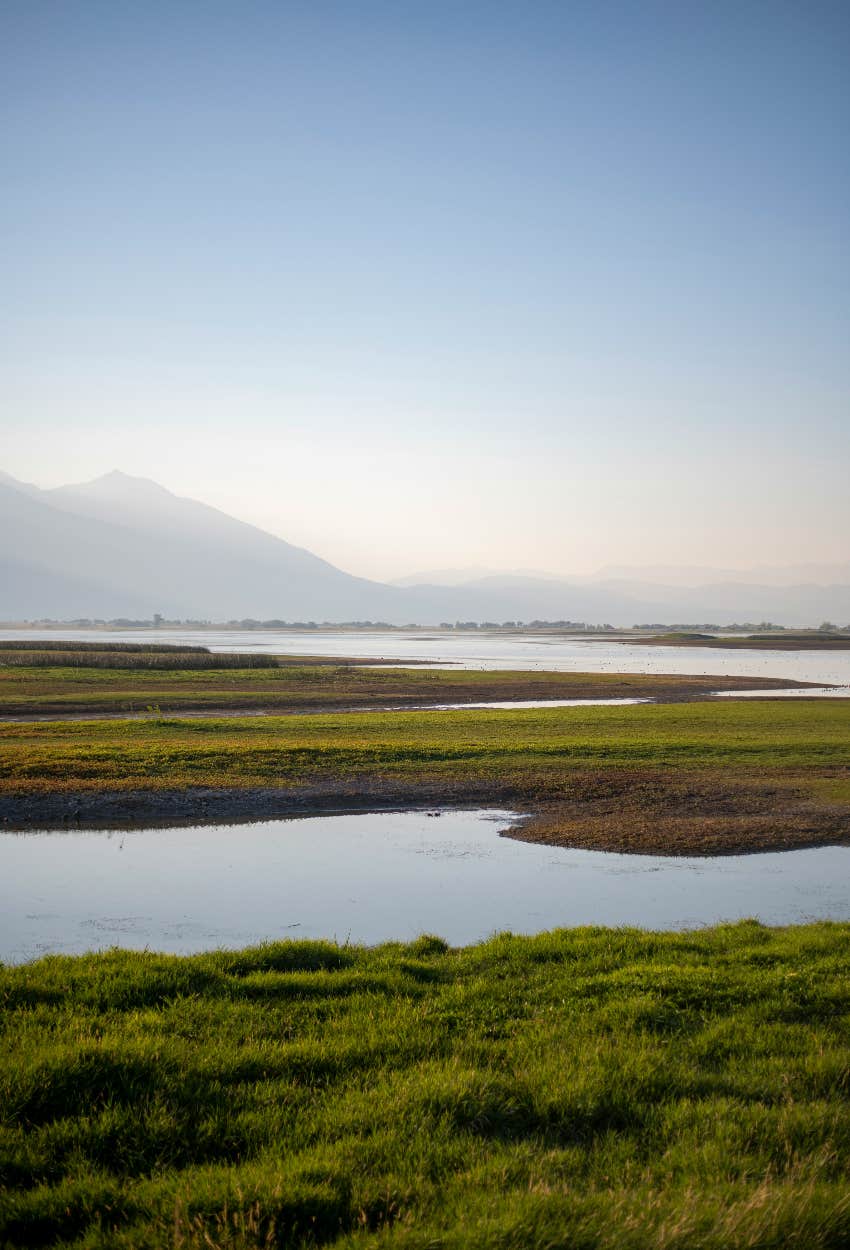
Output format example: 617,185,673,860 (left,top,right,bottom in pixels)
3,810,849,964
